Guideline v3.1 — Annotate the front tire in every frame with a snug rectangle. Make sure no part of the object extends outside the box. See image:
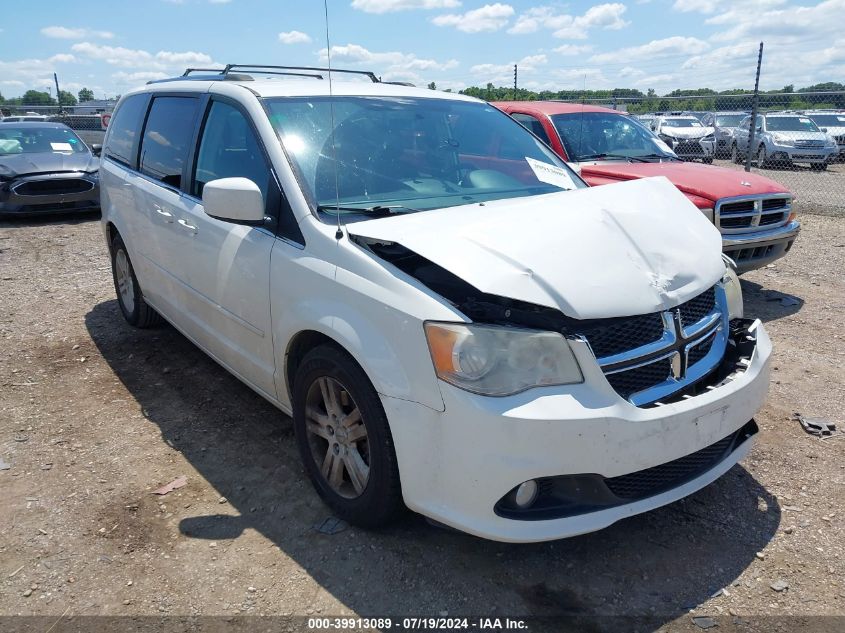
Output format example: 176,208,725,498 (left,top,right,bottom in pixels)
756,144,768,168
292,344,403,528
702,157,714,164
110,234,162,328
811,162,828,171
